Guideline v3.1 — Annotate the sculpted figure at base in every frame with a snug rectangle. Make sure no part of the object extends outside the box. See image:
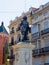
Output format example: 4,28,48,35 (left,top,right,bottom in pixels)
17,16,31,42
